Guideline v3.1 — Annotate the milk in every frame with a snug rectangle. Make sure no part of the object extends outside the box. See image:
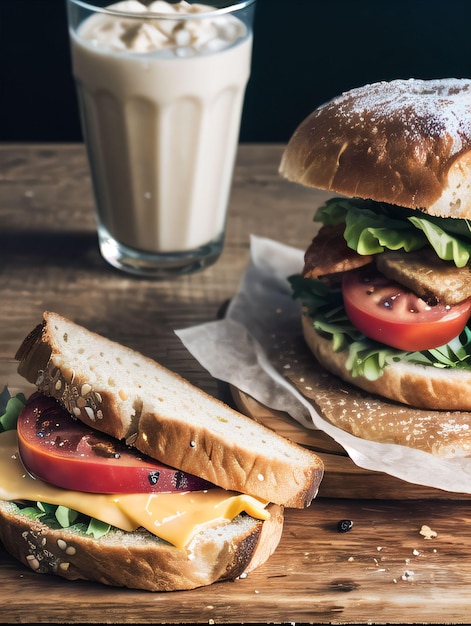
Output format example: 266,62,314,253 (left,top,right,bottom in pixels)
68,1,254,273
